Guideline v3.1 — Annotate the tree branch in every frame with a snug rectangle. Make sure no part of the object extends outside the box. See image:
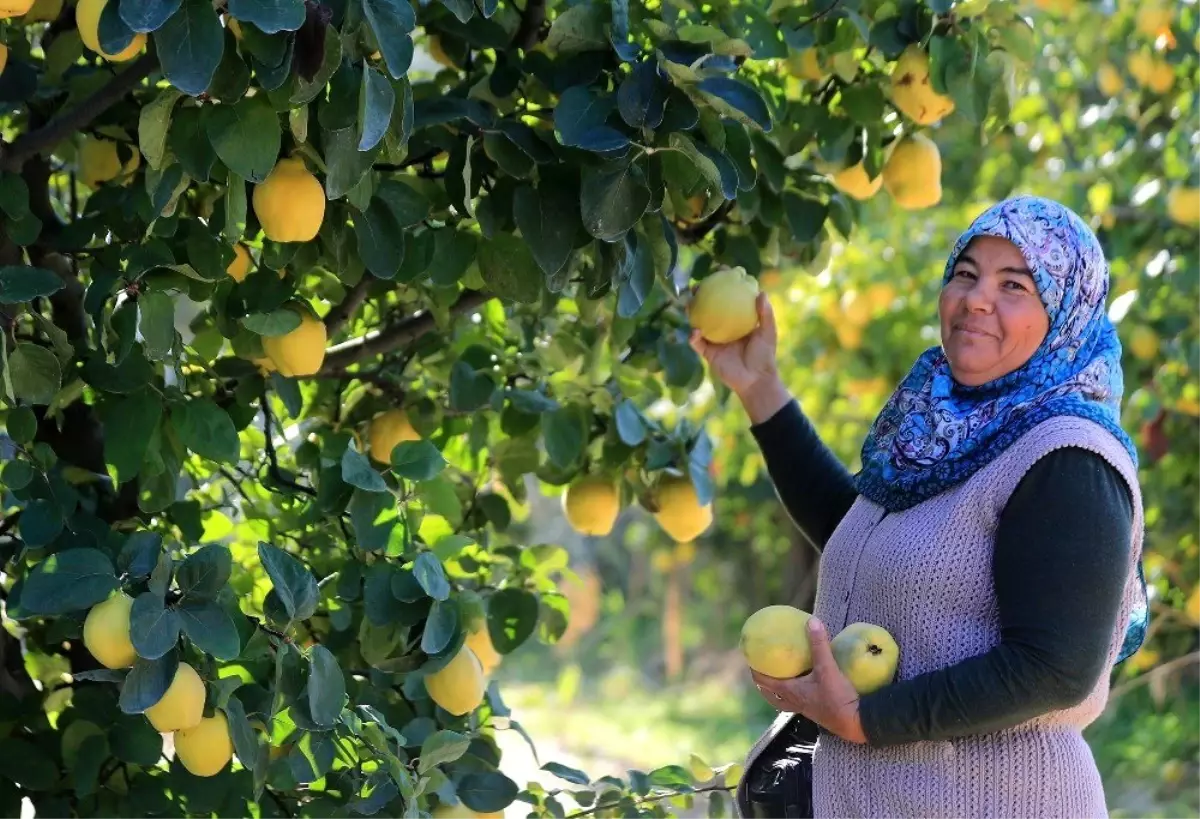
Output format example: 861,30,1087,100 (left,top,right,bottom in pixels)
676,200,735,245
319,289,491,375
1,53,158,172
324,277,371,337
512,0,546,51
259,389,317,497
566,784,736,818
